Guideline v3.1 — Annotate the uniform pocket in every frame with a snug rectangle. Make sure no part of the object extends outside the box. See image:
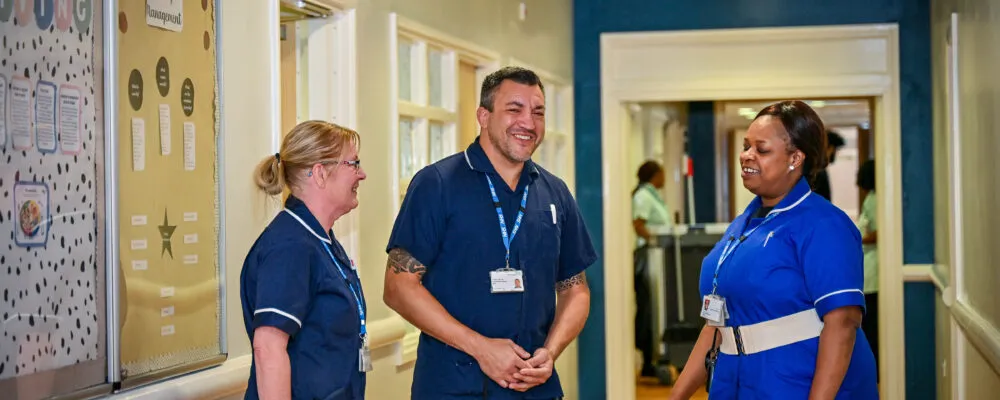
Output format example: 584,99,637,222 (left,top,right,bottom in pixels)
529,210,561,265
